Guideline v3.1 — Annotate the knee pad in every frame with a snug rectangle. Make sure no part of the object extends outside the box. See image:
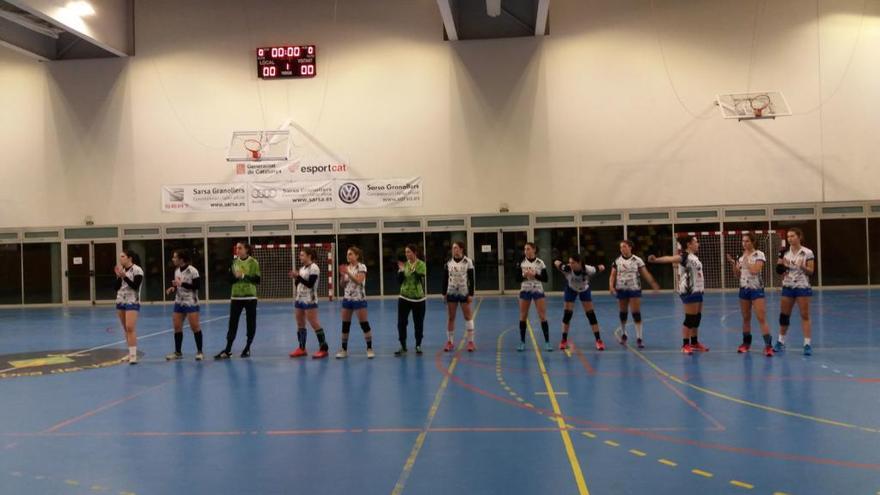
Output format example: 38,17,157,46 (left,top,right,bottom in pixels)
562,310,574,325
694,312,702,329
684,314,699,329
632,312,642,323
619,311,628,323
586,310,598,326
360,321,371,333
342,321,352,334
779,313,791,326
